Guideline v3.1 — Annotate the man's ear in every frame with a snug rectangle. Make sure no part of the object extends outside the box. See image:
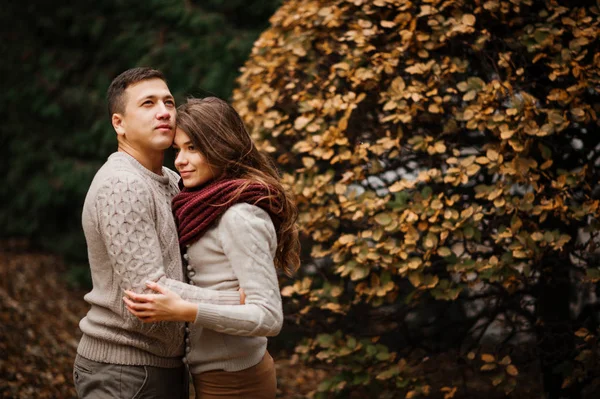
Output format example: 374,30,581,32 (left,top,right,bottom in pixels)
112,113,126,137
